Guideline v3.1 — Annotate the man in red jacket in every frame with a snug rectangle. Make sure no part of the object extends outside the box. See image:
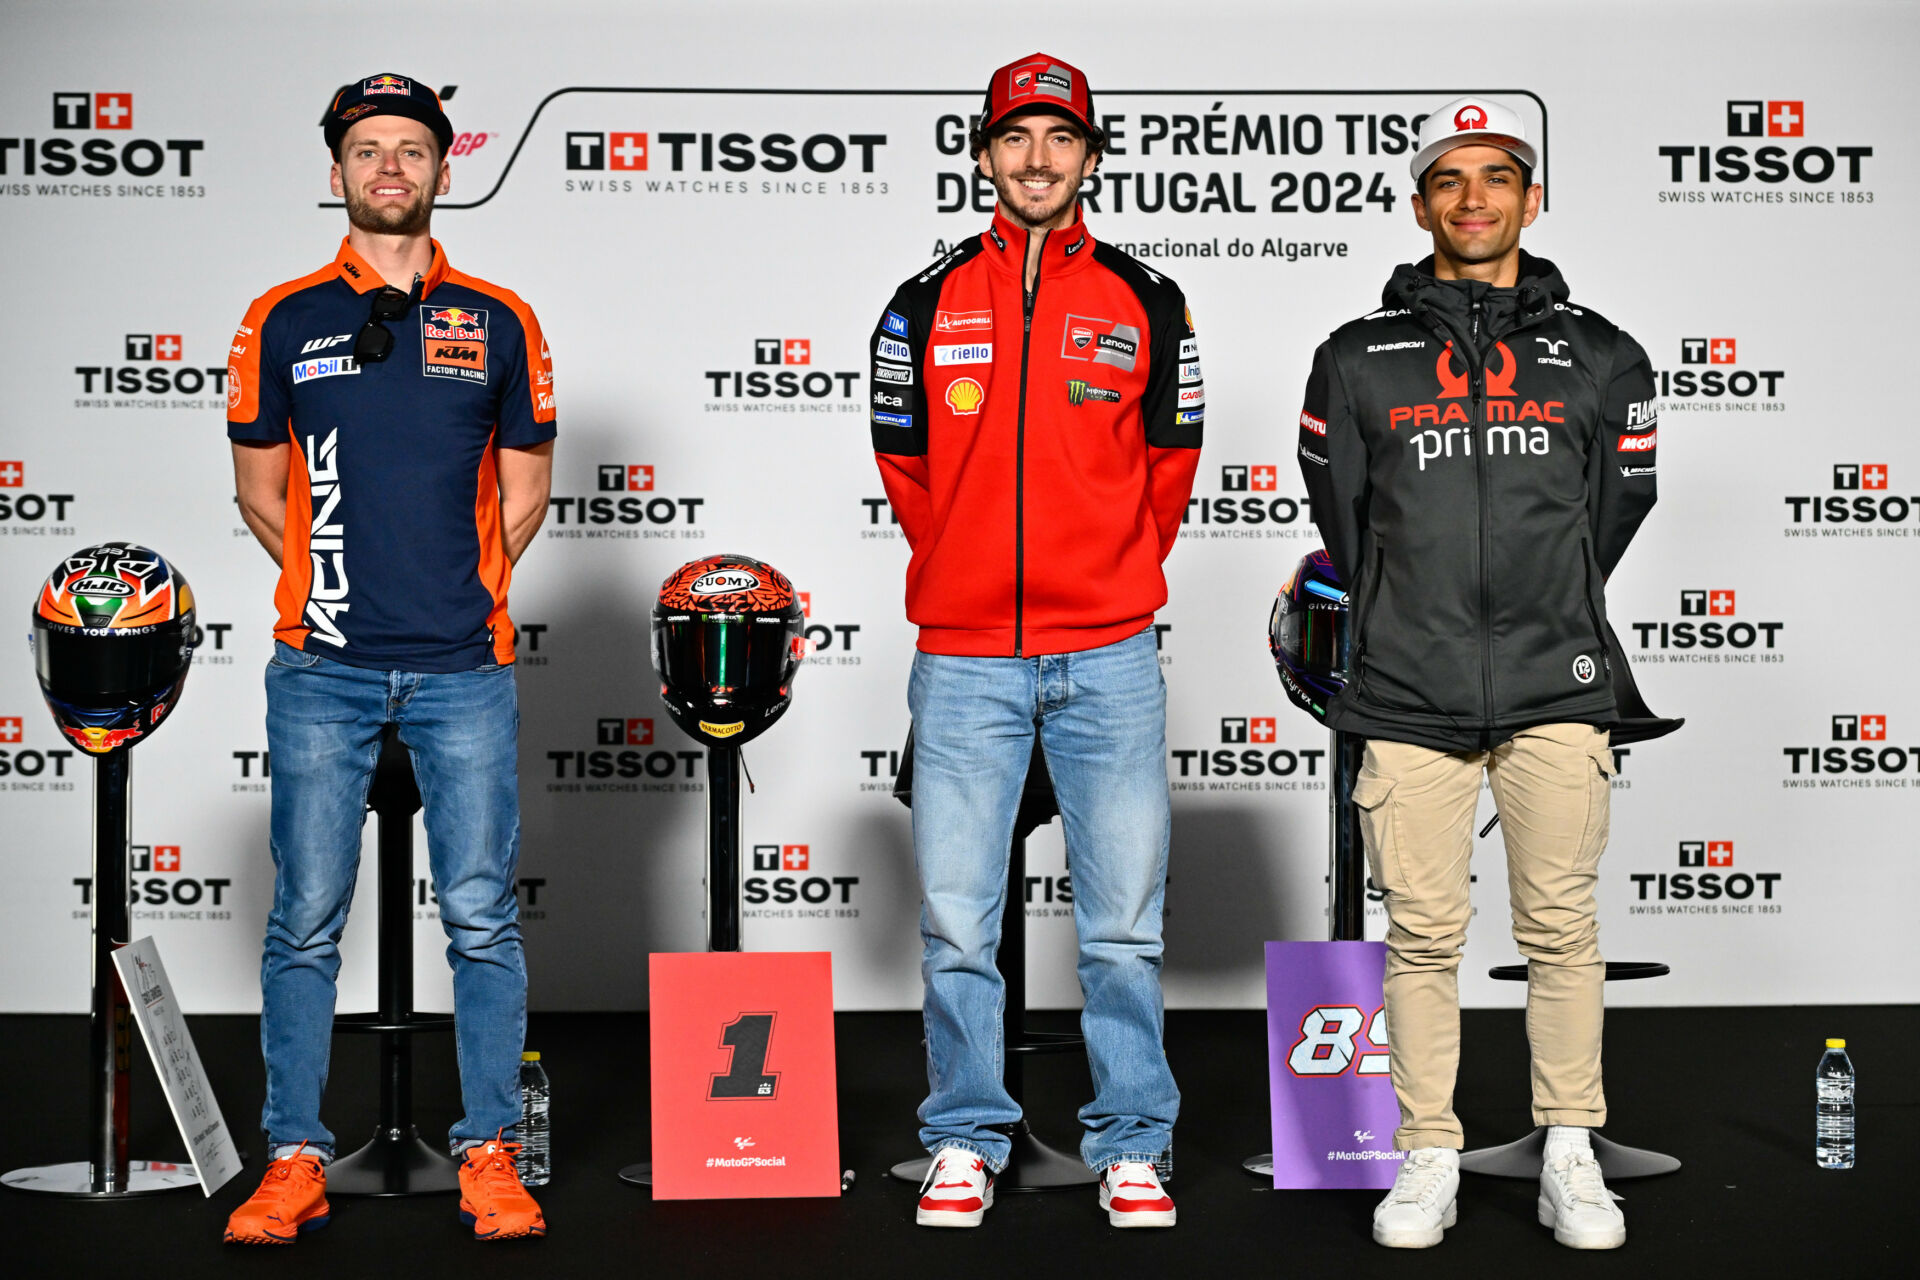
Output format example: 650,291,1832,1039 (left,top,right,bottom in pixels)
869,53,1202,1230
